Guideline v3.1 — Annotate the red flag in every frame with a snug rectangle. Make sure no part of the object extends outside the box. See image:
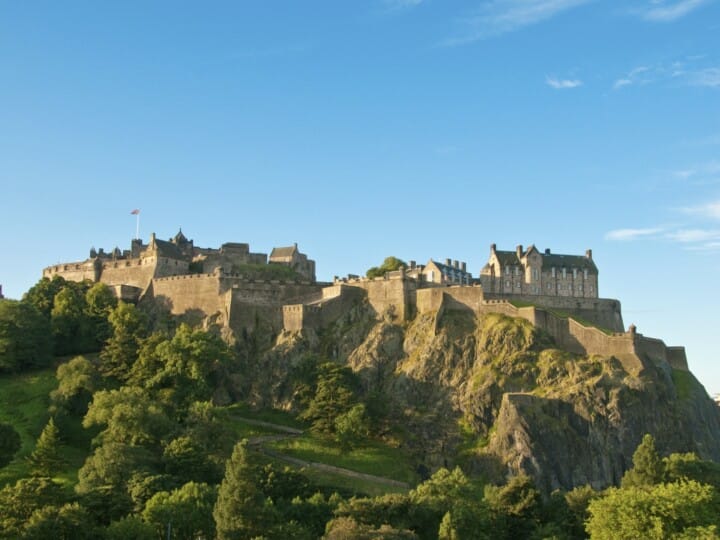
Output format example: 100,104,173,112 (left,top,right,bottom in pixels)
130,209,140,215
